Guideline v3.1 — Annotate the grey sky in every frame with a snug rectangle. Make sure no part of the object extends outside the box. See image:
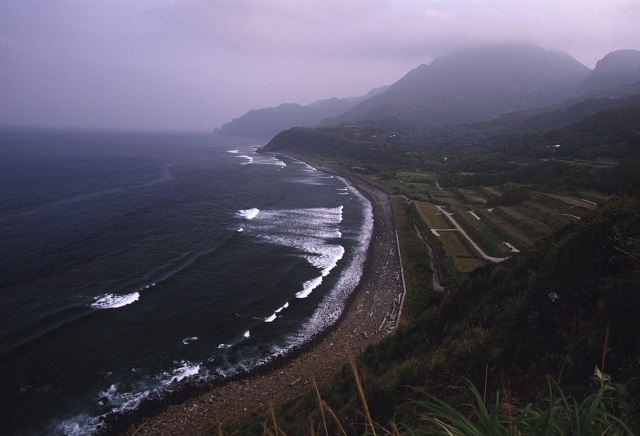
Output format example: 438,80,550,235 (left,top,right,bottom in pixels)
1,0,639,132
